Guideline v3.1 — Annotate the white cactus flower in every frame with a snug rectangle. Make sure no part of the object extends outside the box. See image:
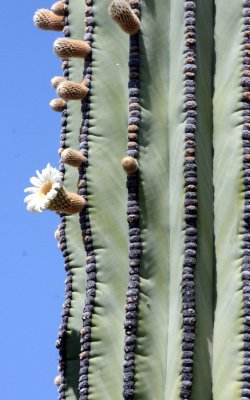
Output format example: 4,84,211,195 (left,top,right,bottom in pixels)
24,164,63,213
24,163,85,215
